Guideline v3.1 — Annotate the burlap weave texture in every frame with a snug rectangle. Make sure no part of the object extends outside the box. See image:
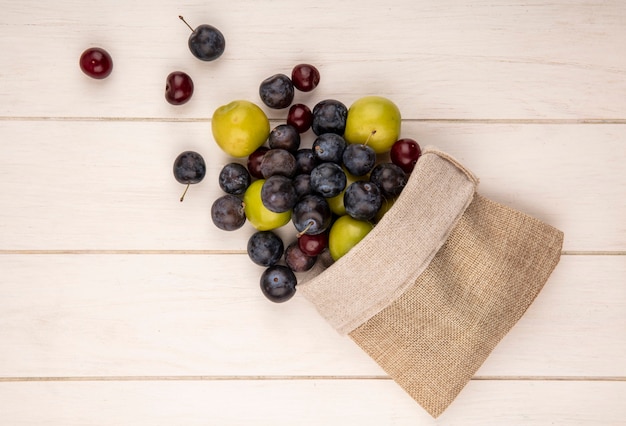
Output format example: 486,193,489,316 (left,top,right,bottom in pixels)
299,148,478,334
349,193,564,417
299,147,564,417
